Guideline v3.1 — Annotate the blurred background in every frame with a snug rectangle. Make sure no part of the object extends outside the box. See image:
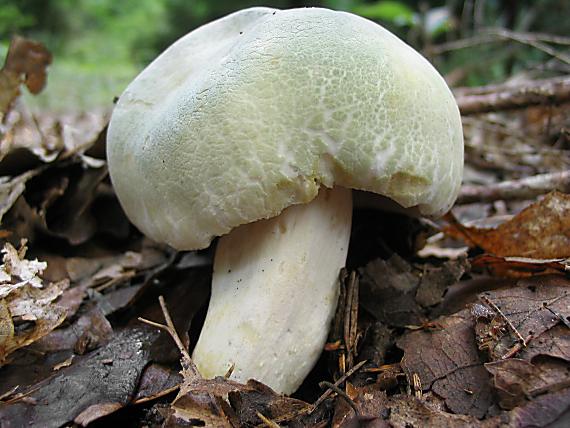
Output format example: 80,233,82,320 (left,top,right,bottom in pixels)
1,0,569,113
